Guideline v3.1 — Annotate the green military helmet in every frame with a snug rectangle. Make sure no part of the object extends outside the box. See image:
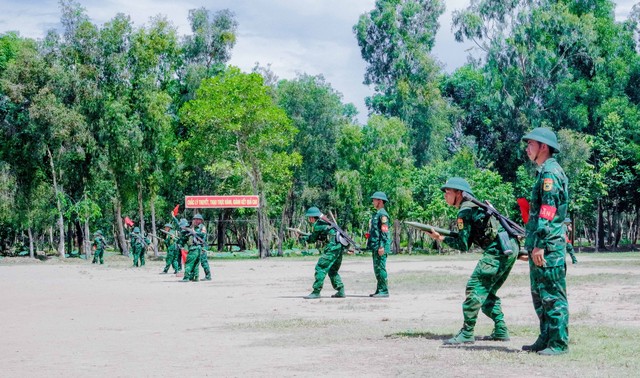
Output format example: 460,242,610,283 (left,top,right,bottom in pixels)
193,214,204,221
371,191,389,202
564,218,571,224
163,223,173,229
305,206,322,217
522,127,560,153
94,230,102,235
179,218,189,227
441,177,474,196
133,227,140,233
